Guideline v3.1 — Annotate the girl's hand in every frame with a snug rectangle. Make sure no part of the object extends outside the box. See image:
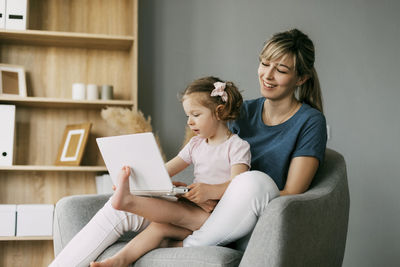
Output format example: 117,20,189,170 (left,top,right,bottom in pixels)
183,183,212,203
196,200,218,213
172,181,188,187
